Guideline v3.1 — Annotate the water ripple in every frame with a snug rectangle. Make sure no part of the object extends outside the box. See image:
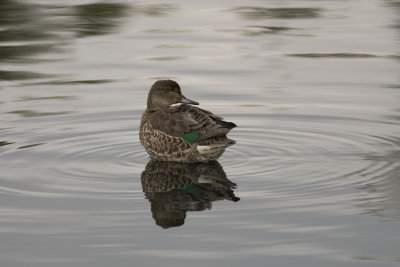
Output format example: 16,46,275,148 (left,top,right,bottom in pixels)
220,112,400,217
1,109,399,218
0,110,146,199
